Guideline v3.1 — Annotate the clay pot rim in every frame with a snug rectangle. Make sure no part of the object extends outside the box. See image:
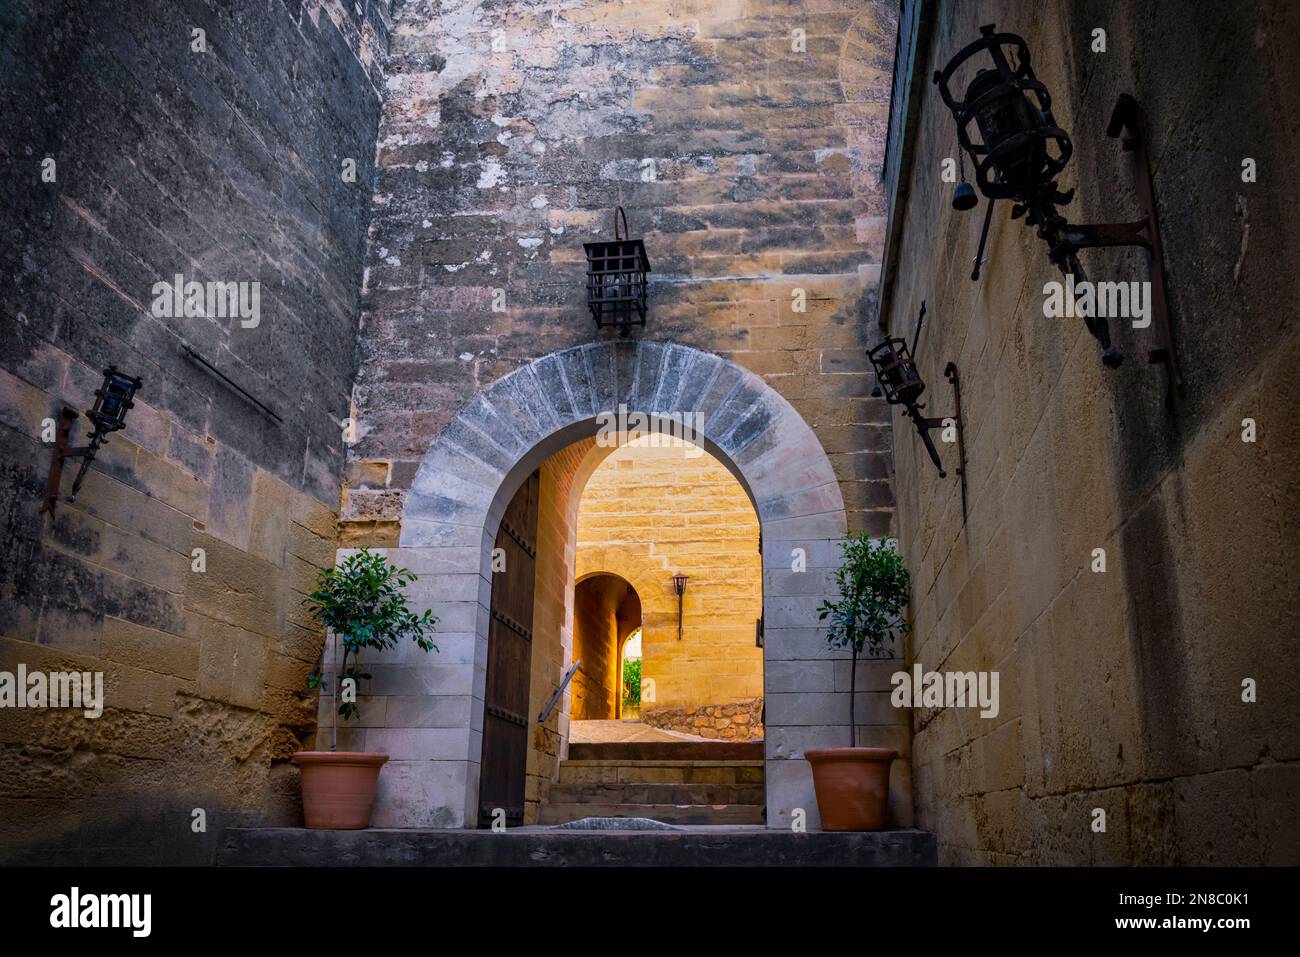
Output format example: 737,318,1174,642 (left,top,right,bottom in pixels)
804,747,898,763
292,751,390,767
